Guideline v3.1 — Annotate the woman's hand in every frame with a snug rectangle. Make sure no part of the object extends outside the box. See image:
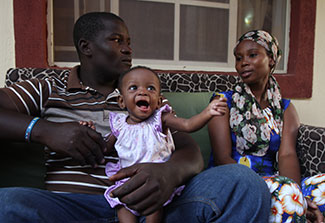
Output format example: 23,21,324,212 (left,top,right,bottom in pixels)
306,198,324,223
